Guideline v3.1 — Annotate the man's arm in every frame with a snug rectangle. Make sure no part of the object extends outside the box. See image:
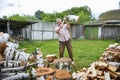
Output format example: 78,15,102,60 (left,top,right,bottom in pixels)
55,27,61,34
63,17,71,29
55,23,63,34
